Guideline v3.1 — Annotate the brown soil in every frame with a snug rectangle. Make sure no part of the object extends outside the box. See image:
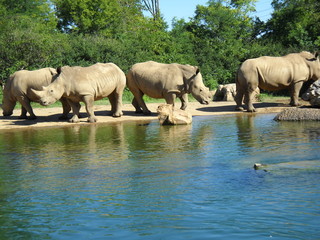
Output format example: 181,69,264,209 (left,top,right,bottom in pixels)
0,101,293,131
